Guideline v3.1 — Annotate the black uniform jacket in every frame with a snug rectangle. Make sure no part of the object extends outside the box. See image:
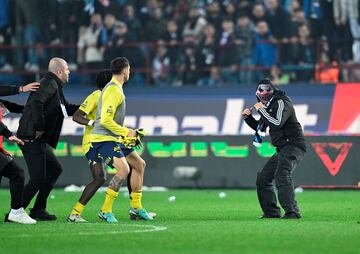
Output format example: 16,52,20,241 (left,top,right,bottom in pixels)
17,72,78,148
